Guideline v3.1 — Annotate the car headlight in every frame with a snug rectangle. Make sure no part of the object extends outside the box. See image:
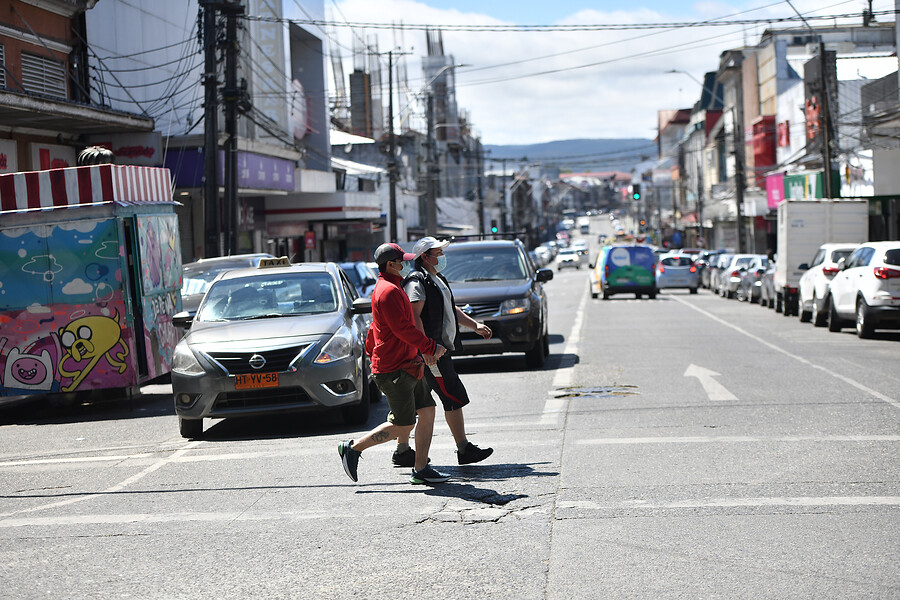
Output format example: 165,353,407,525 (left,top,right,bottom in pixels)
315,325,354,364
500,297,530,315
172,342,205,375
